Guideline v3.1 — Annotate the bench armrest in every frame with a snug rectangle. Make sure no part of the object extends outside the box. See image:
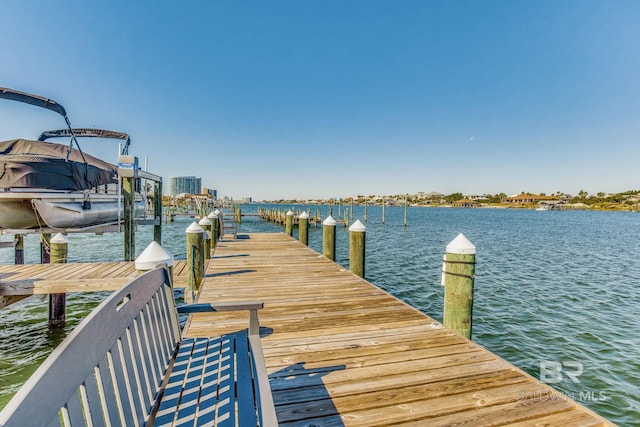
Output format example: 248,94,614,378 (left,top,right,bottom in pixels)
177,301,264,336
